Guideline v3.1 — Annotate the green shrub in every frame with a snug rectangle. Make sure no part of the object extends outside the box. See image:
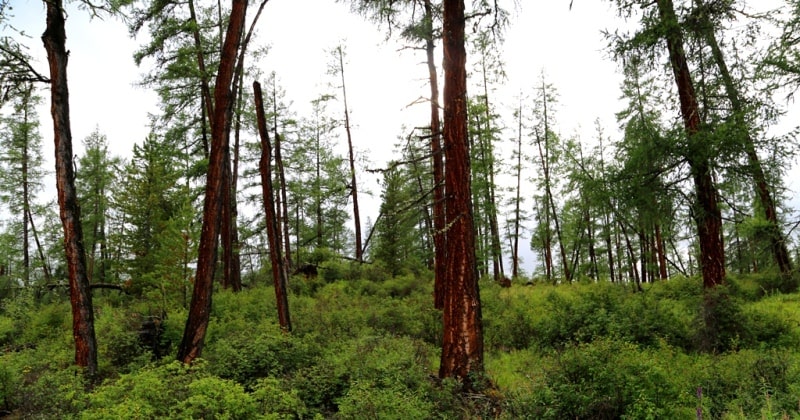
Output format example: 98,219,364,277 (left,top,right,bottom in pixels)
84,360,258,419
251,377,308,419
337,380,434,419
